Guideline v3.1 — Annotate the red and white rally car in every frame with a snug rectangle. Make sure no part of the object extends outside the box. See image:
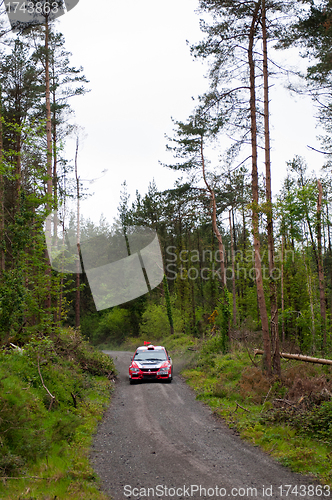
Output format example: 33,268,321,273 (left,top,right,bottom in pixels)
129,344,173,384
